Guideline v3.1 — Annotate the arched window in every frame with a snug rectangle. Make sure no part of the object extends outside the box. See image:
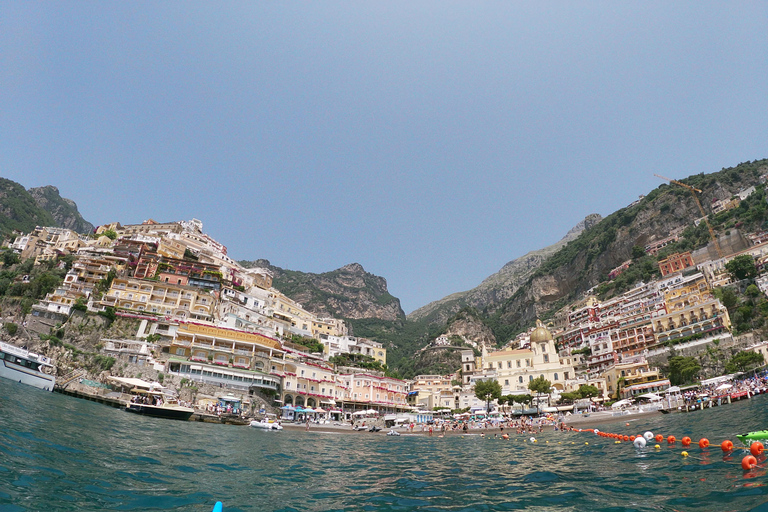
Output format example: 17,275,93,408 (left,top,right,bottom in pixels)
554,373,559,381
